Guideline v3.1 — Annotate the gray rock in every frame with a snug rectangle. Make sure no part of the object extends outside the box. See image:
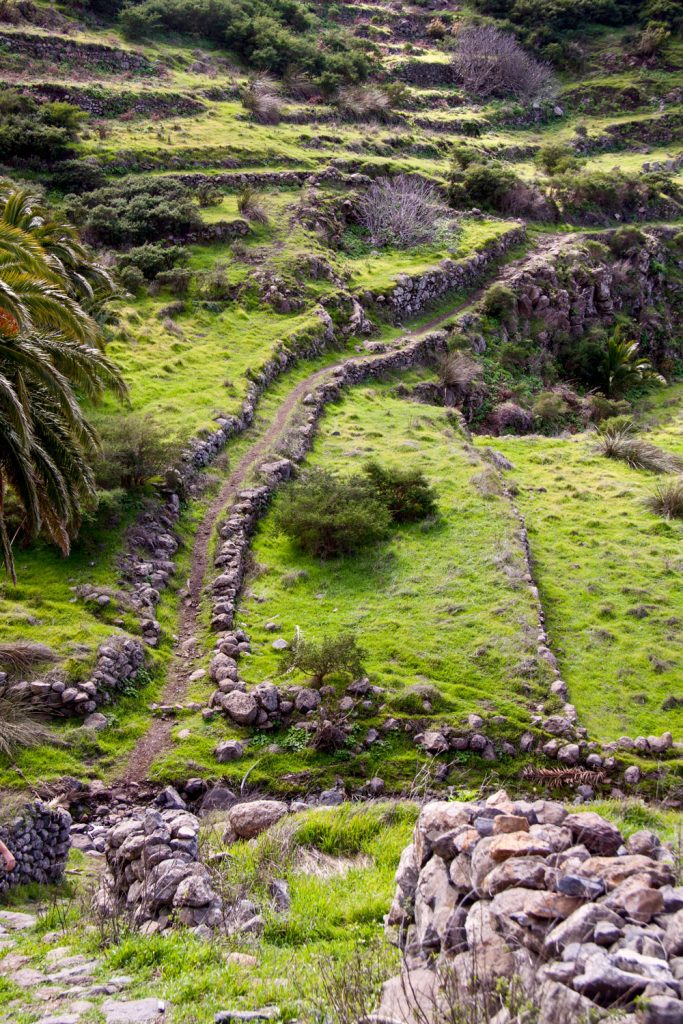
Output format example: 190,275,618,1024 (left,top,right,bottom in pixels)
214,740,245,763
228,800,288,840
102,997,165,1023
